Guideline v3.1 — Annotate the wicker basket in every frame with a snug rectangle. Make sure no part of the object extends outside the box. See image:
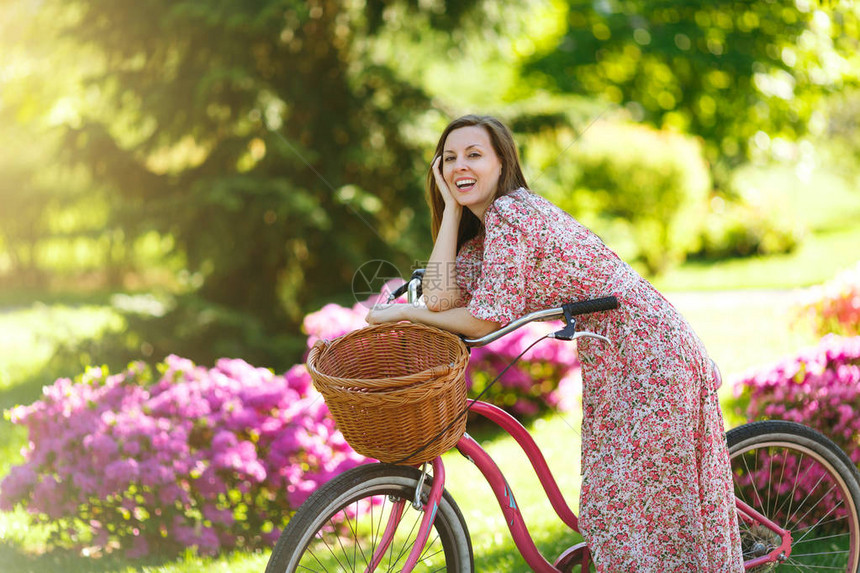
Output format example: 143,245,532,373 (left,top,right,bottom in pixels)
307,322,469,465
